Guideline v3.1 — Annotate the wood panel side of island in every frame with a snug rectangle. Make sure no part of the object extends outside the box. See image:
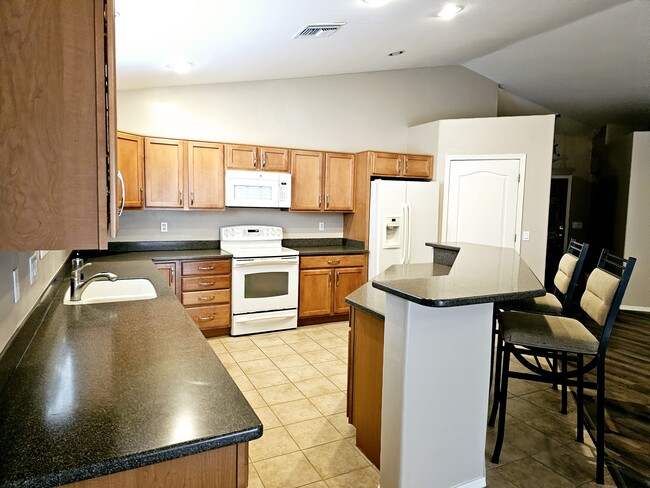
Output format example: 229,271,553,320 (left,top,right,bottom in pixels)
347,307,384,469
